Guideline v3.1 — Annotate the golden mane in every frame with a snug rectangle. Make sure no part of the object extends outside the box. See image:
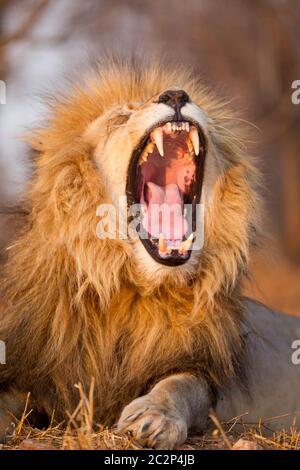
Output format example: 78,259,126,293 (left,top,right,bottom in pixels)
0,60,262,424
